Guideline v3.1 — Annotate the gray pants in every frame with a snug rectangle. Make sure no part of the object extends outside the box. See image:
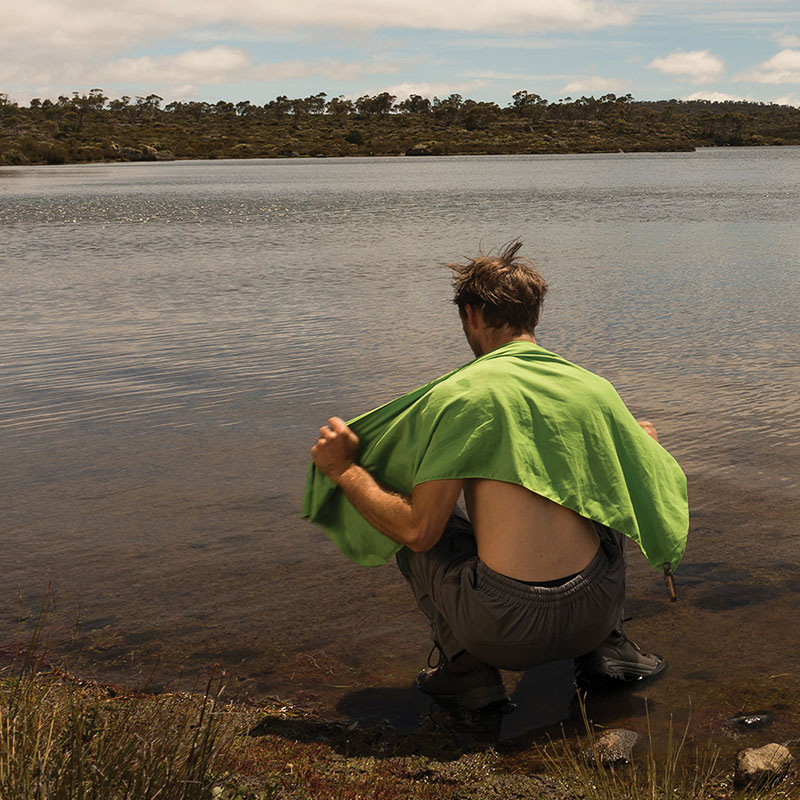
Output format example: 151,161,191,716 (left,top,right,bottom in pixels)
396,514,627,671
